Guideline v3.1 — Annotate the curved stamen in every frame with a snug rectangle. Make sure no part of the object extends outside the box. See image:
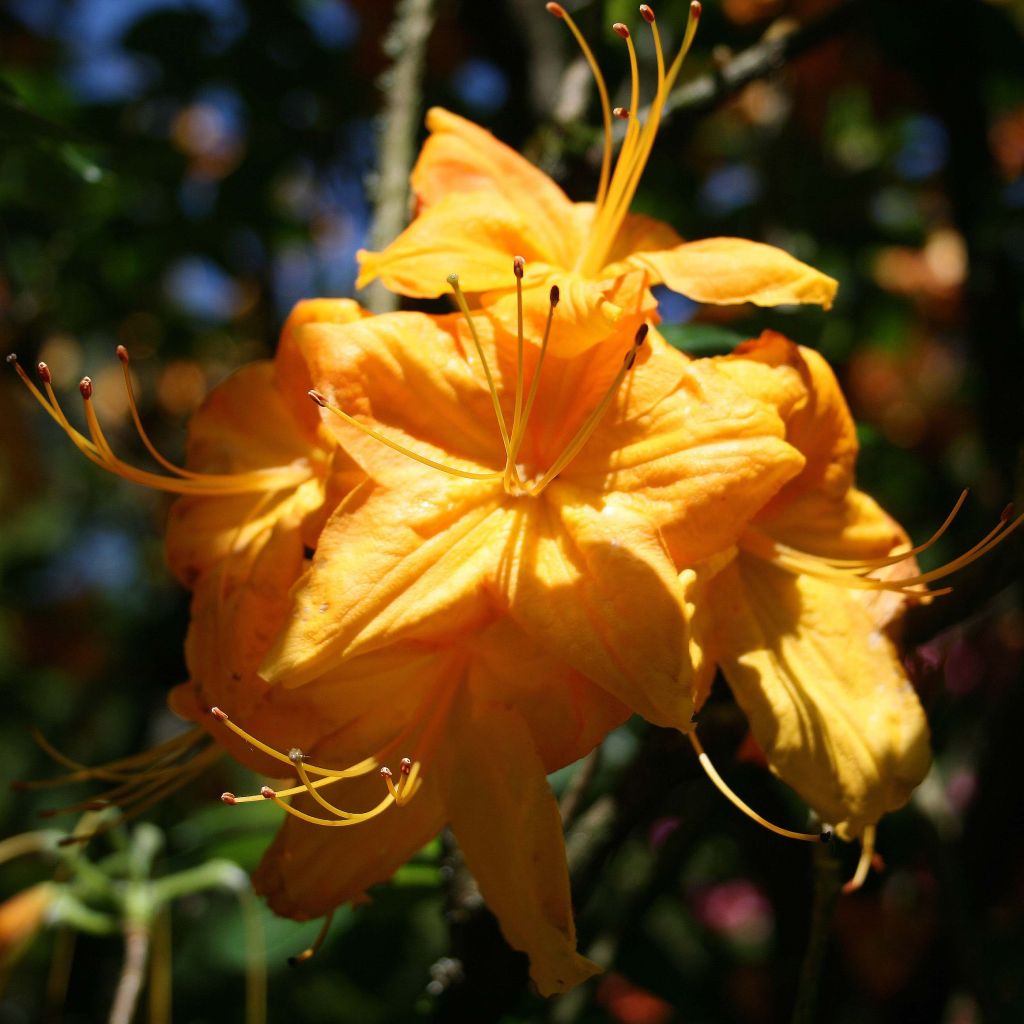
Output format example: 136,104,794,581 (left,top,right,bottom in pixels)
546,3,614,209
842,824,877,893
505,256,528,492
8,354,313,496
308,389,501,482
689,732,824,843
288,911,335,967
